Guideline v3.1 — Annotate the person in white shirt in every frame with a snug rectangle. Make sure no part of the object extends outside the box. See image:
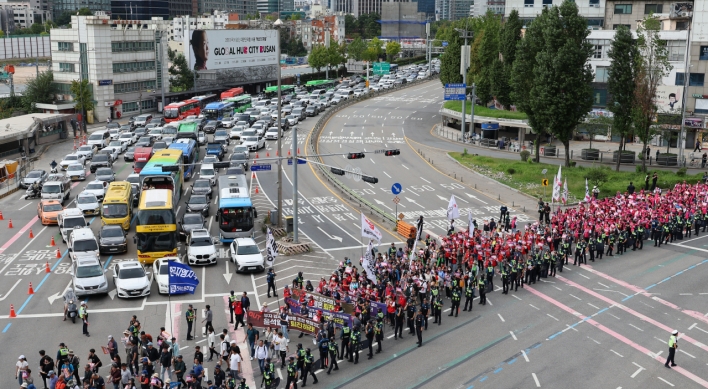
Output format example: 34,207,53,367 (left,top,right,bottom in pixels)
207,327,217,362
220,334,230,363
254,340,269,375
229,349,242,380
272,332,288,368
